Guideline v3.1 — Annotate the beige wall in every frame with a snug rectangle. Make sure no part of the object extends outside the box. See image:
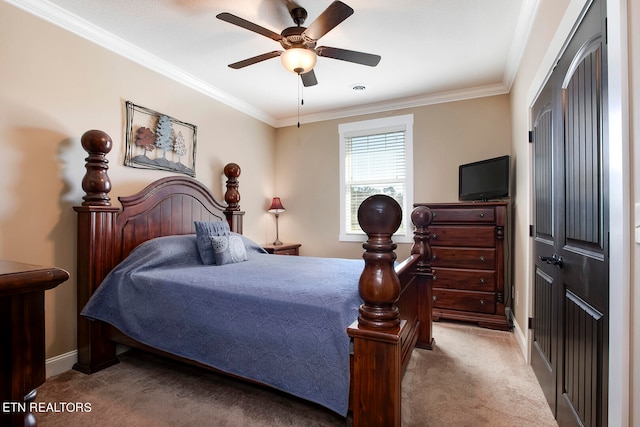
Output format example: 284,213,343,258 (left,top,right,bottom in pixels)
0,2,276,358
274,96,512,261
